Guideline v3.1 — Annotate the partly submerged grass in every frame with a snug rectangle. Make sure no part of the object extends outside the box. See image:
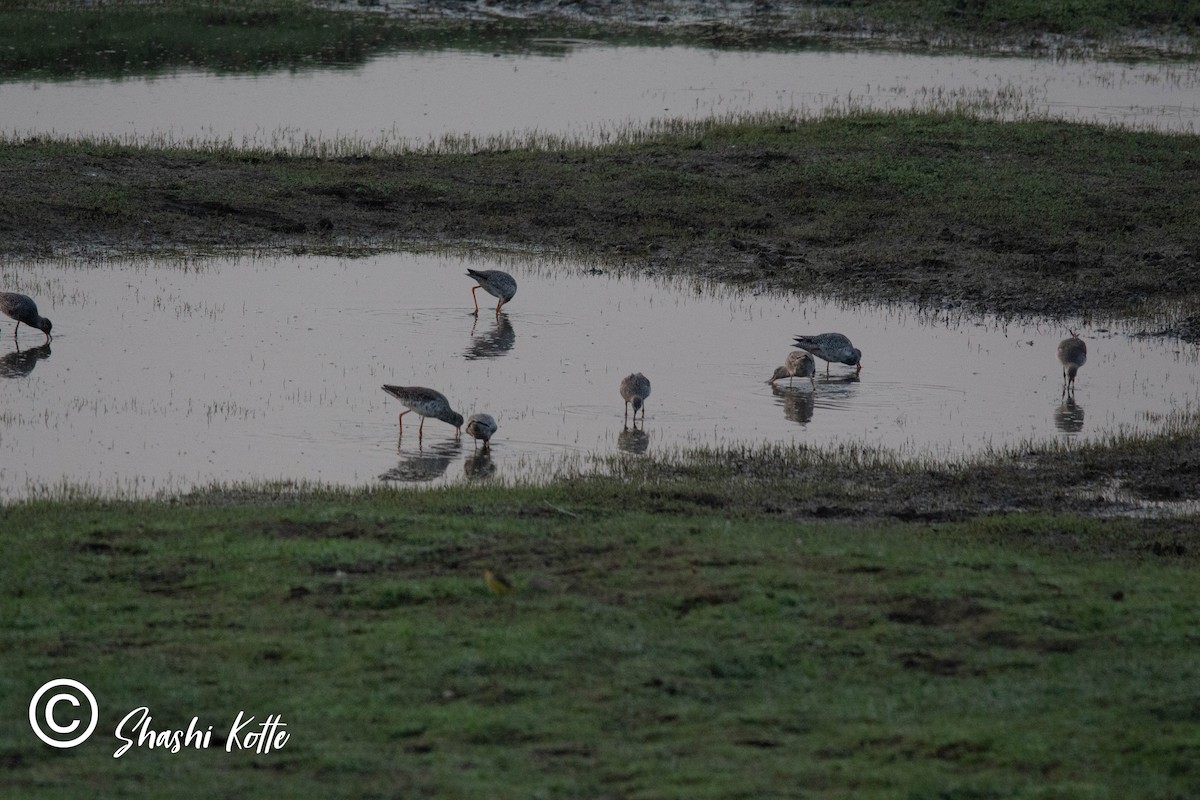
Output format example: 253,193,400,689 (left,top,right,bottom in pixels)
2,489,1198,798
2,112,1198,334
0,0,1196,82
8,406,1200,518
